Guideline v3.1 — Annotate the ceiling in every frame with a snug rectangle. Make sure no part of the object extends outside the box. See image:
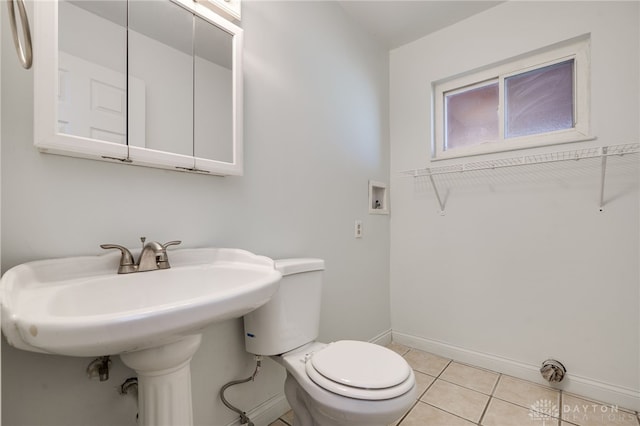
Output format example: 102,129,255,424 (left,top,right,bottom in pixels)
337,1,504,49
